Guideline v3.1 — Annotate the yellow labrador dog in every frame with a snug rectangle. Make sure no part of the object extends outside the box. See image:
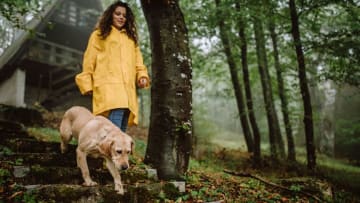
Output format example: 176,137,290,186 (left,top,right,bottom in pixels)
59,106,133,194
